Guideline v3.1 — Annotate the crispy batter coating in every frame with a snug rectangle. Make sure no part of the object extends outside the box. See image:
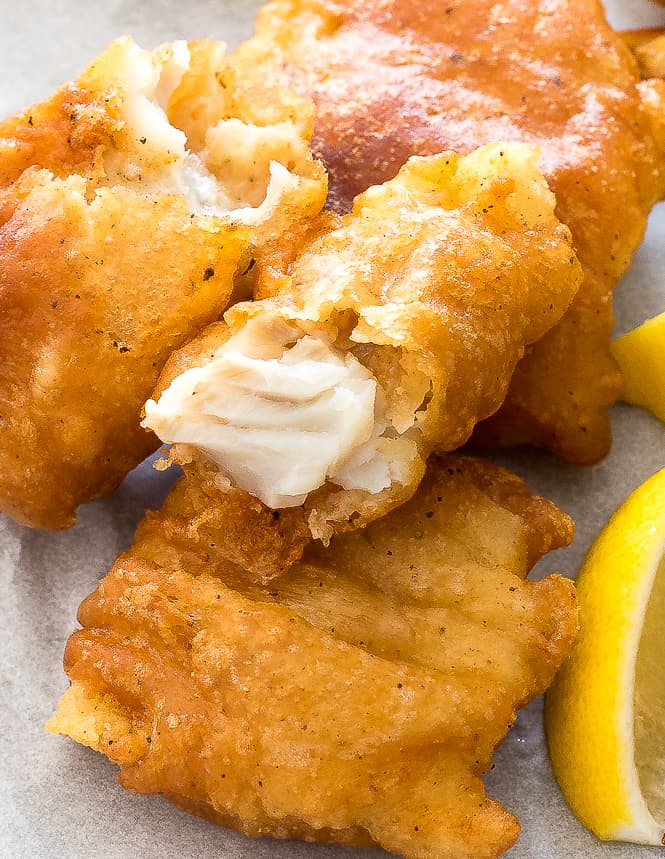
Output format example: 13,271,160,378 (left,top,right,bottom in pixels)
146,143,581,548
147,448,313,581
233,0,665,464
622,28,665,79
618,31,665,155
48,455,577,859
0,36,326,529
